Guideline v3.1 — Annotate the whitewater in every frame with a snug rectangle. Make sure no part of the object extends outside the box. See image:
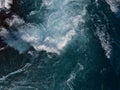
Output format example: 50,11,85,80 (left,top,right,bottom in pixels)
0,0,120,90
0,0,89,54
